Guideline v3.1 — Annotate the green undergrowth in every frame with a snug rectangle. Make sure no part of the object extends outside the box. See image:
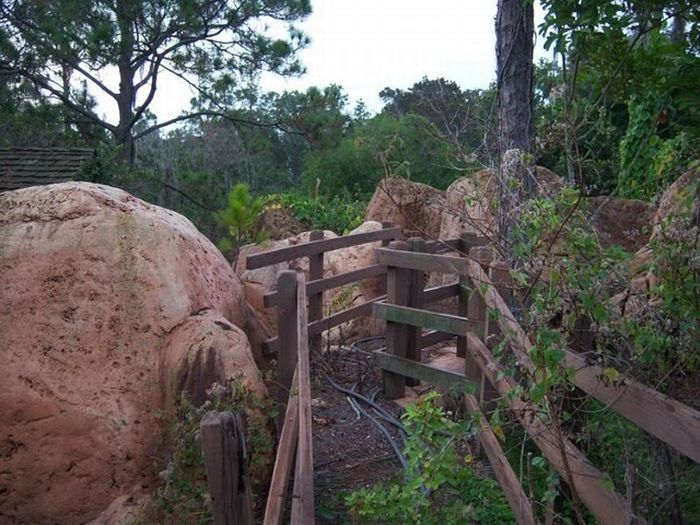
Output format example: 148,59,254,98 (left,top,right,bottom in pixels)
345,392,514,525
151,378,275,525
272,190,367,234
